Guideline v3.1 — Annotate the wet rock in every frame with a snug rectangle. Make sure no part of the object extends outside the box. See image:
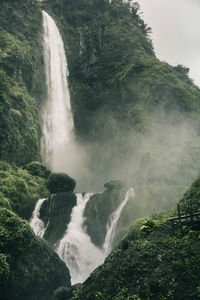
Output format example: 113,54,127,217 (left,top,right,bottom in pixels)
47,172,76,193
40,192,76,247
